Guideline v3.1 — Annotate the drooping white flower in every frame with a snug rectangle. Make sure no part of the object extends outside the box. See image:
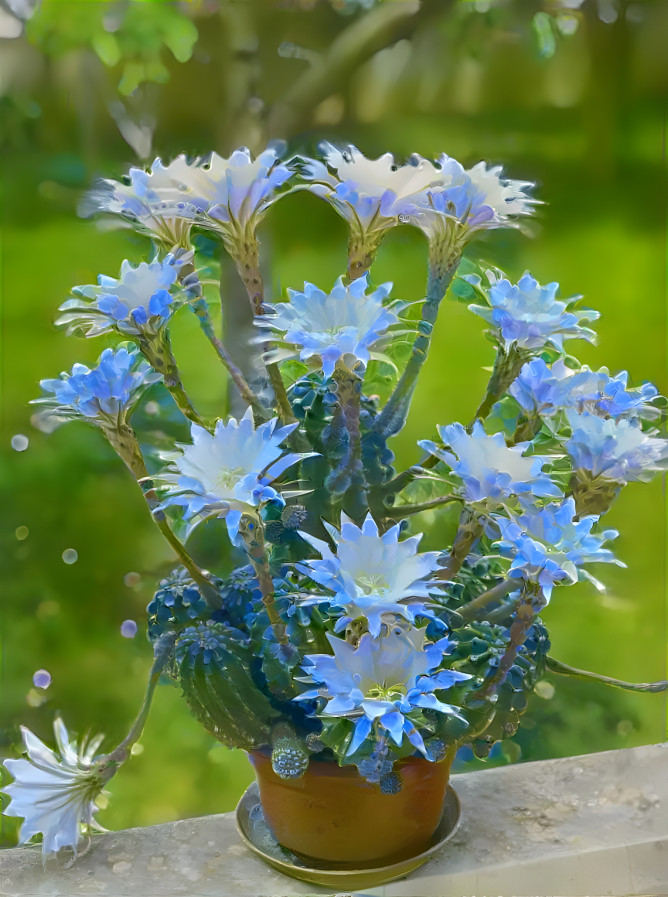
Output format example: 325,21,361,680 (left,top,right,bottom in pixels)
2,719,115,859
159,408,311,542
